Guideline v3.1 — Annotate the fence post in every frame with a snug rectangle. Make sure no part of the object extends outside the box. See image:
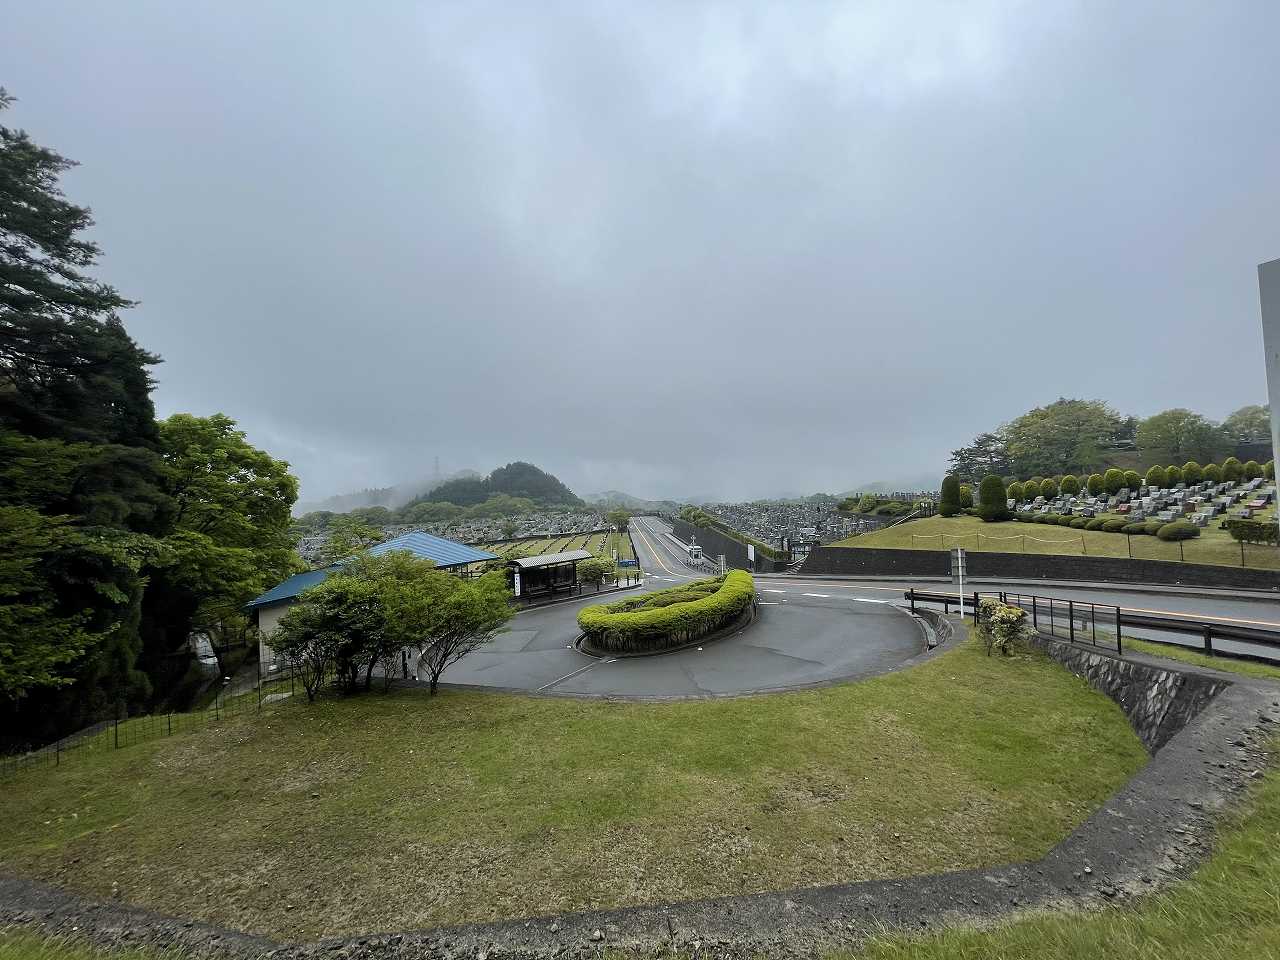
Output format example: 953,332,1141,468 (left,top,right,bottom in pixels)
972,591,979,619
114,702,120,749
1179,541,1185,563
1115,606,1122,656
1126,535,1132,559
1032,596,1038,629
908,589,916,614
1068,600,1075,642
167,713,172,737
1241,540,1246,567
1049,598,1055,636
1203,624,1213,657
